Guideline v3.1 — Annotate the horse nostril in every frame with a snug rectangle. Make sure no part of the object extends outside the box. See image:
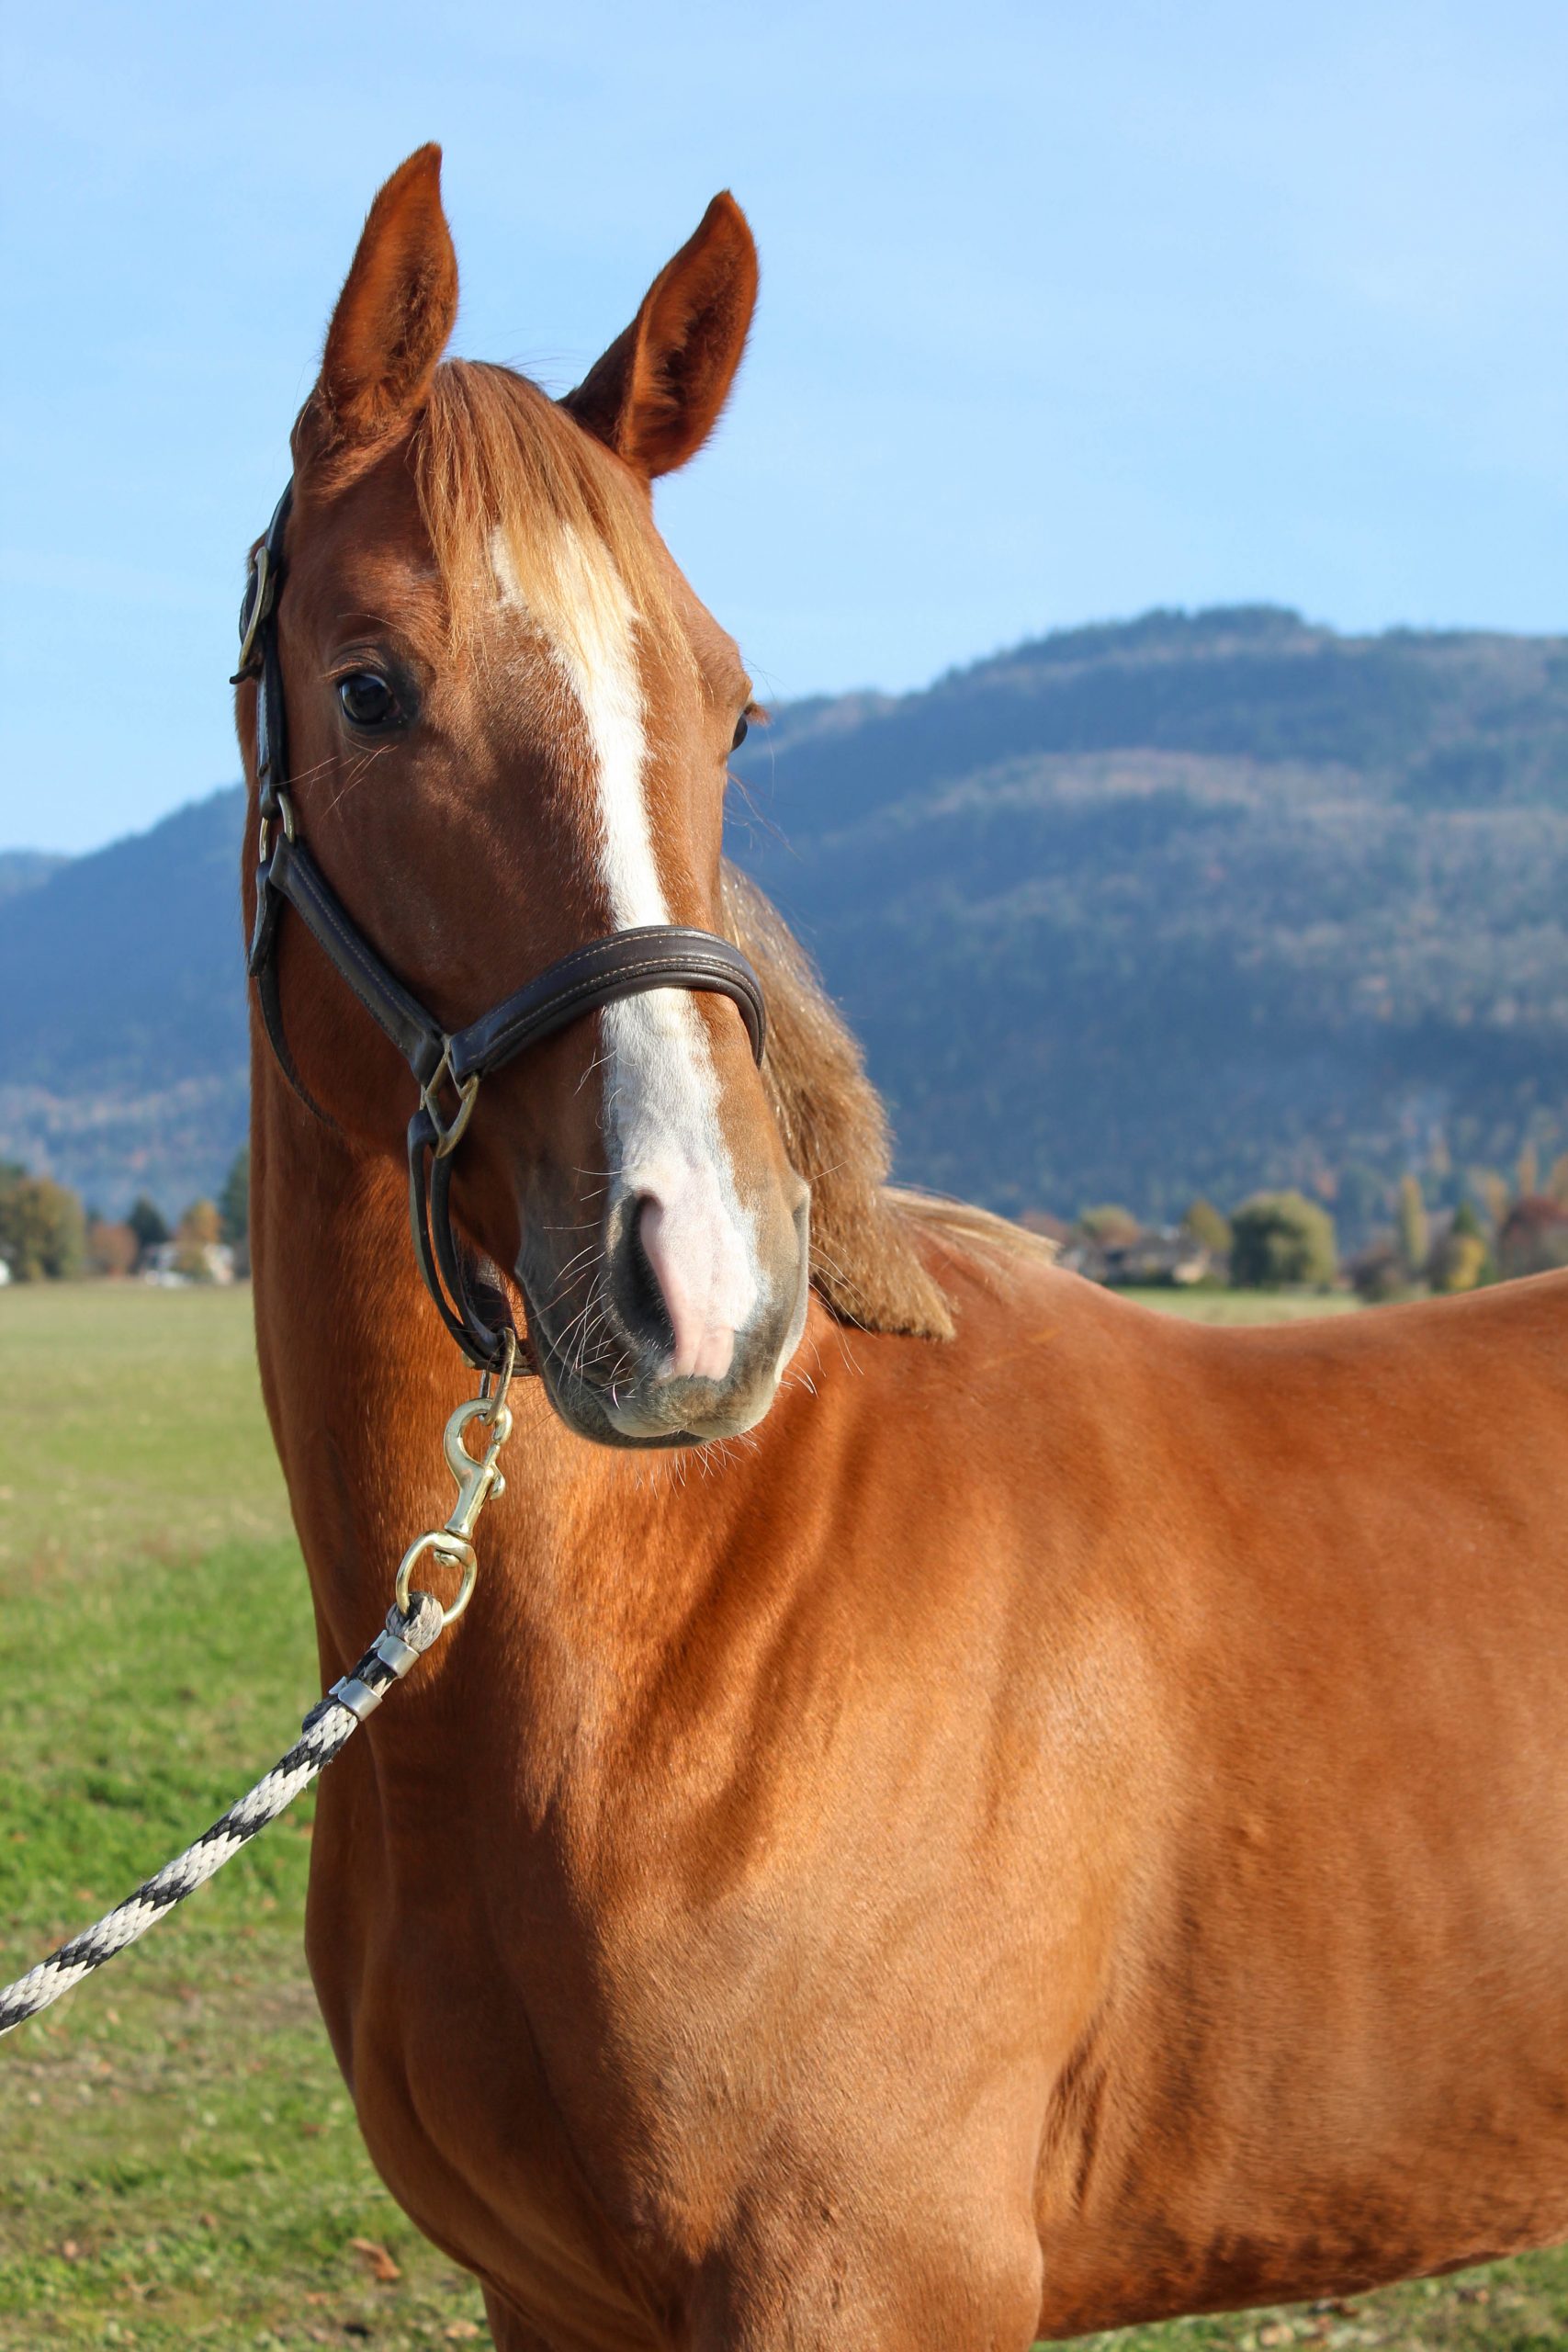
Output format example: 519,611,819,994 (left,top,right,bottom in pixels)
634,1193,739,1385
619,1193,676,1360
